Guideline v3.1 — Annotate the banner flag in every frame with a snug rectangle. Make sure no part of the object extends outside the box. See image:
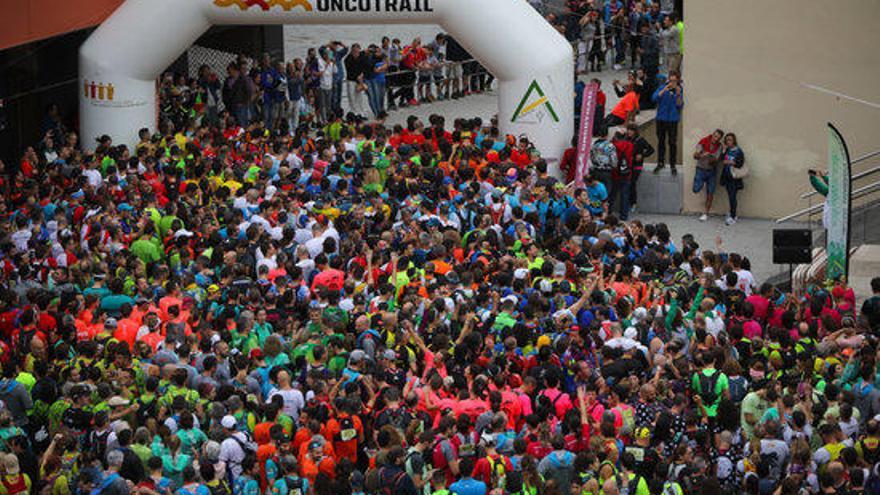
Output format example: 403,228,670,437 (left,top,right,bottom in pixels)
826,122,852,281
574,82,598,187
